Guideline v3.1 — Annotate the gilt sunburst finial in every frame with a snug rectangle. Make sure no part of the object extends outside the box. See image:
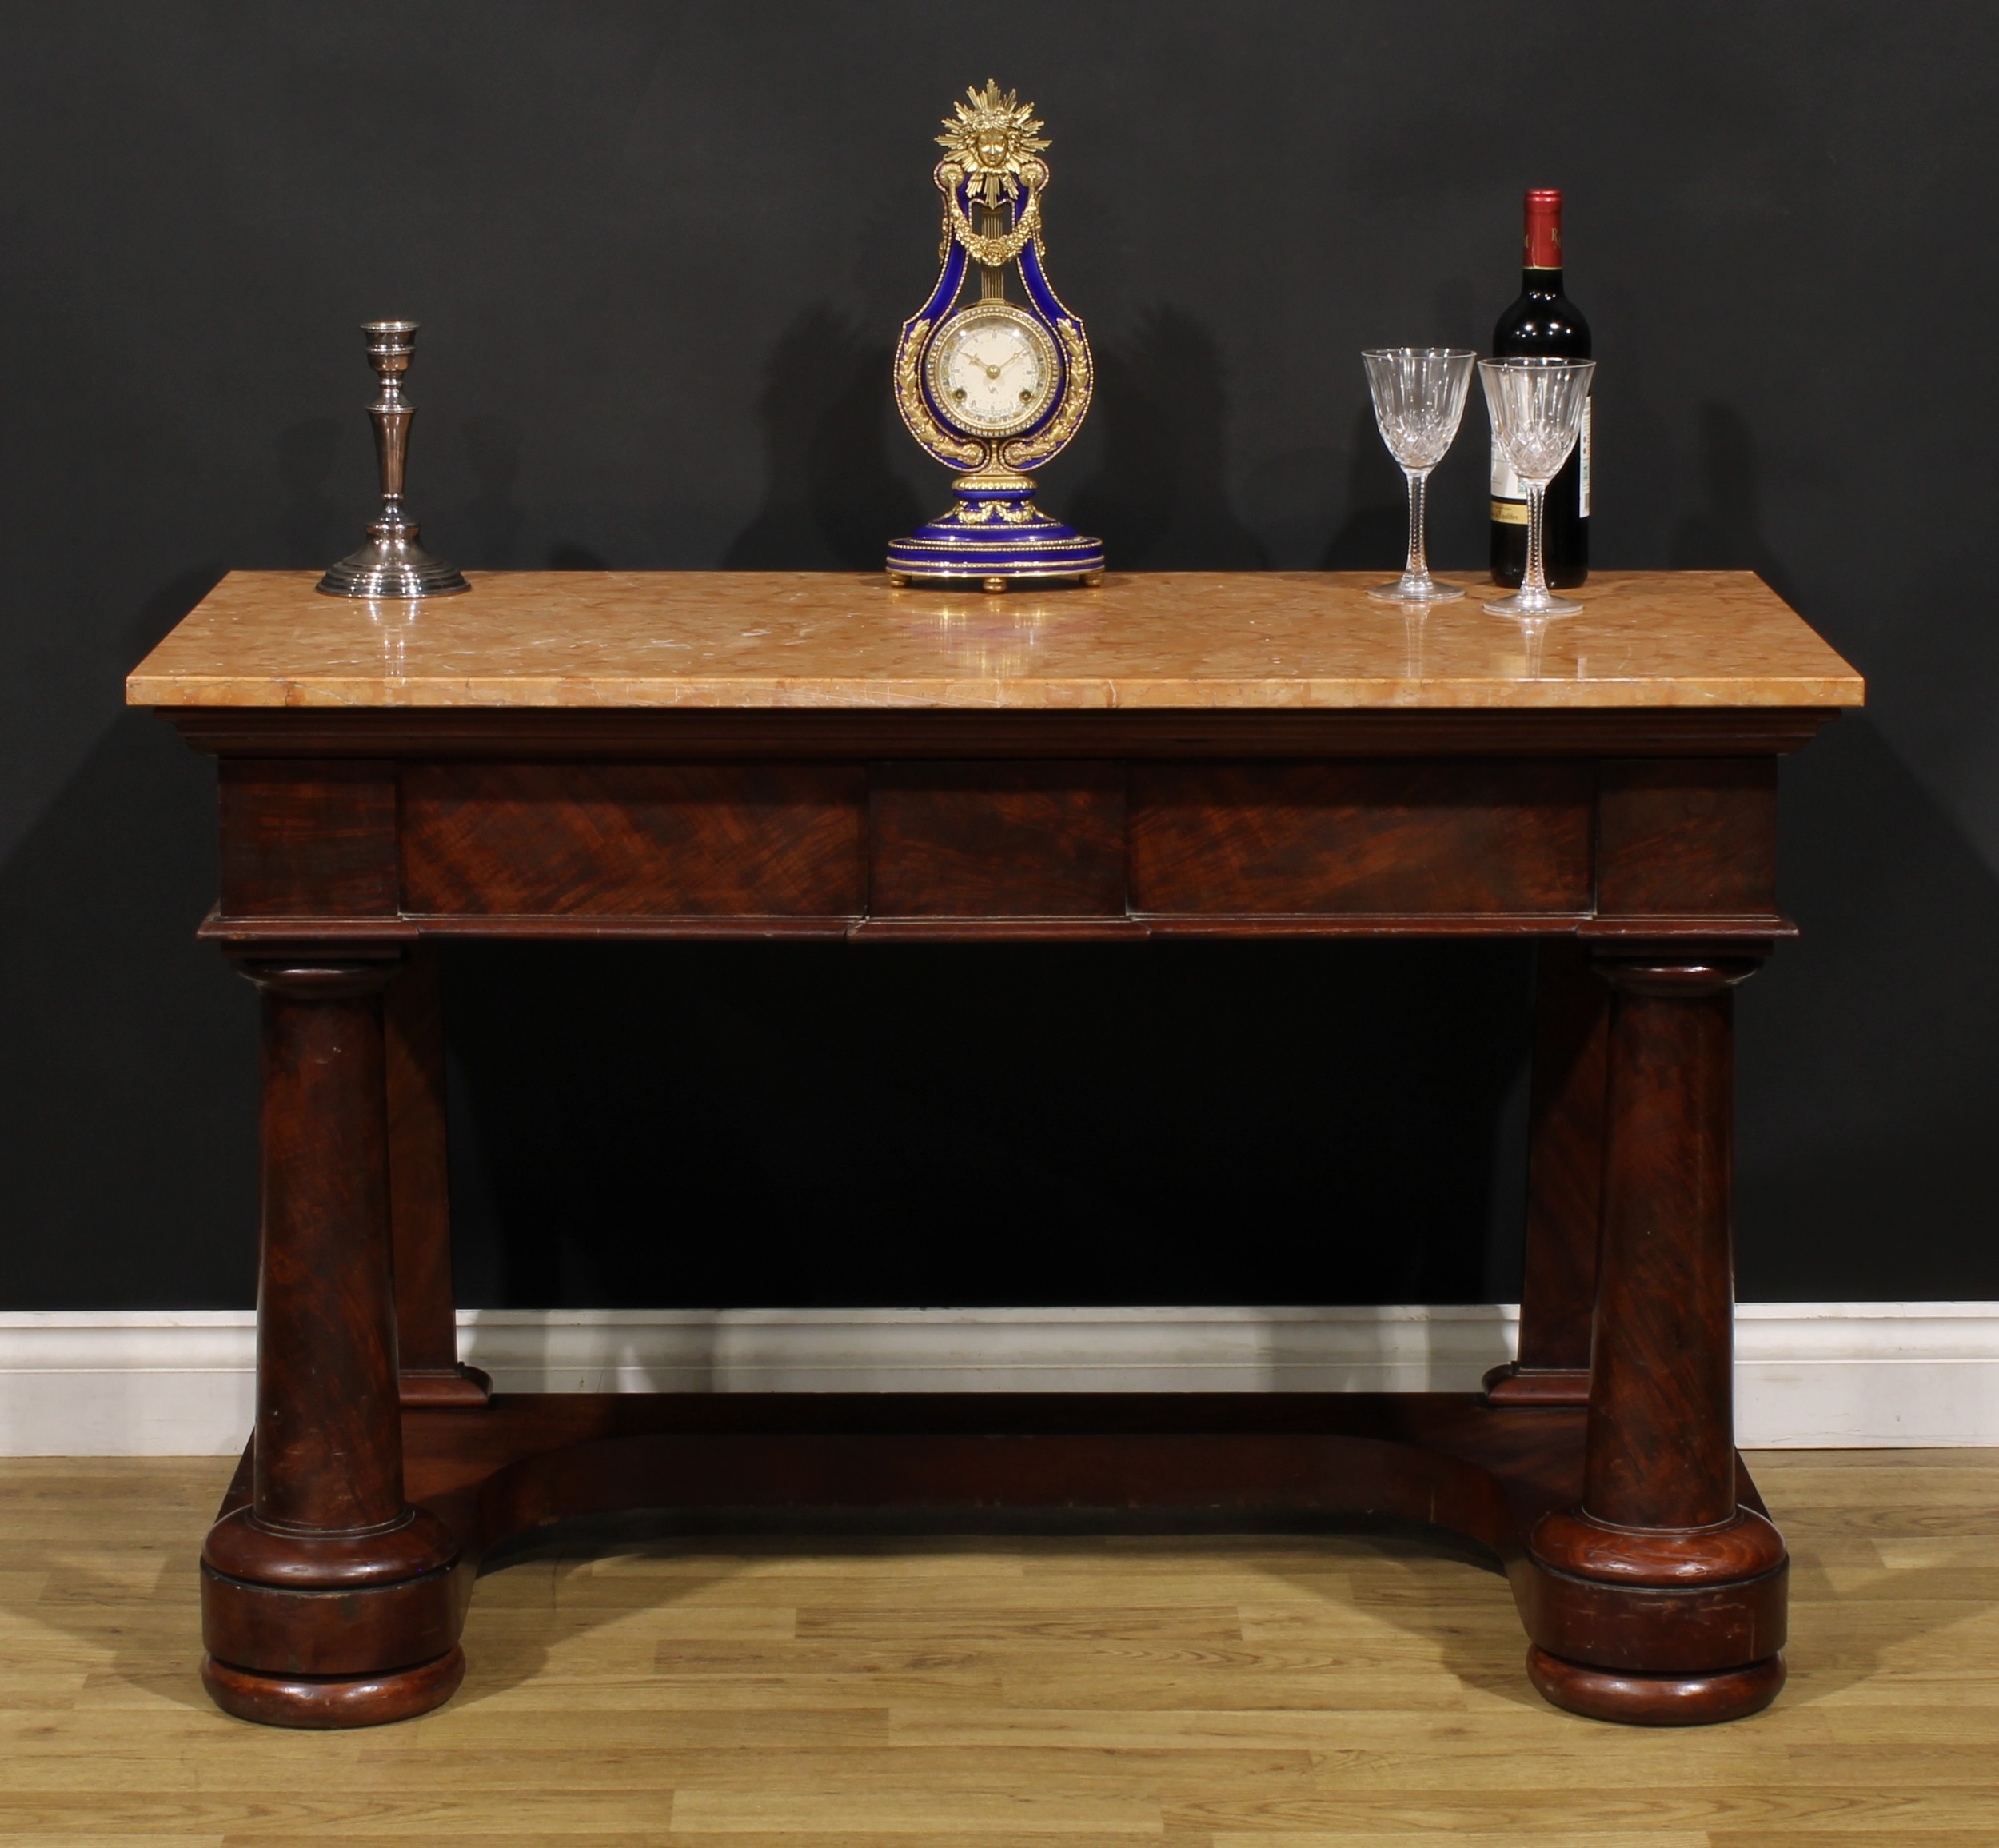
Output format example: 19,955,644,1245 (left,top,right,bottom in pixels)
936,79,1049,210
